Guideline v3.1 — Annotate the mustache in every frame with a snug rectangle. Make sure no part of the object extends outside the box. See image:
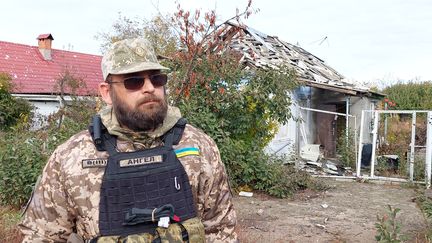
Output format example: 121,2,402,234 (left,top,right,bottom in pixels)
137,95,164,105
